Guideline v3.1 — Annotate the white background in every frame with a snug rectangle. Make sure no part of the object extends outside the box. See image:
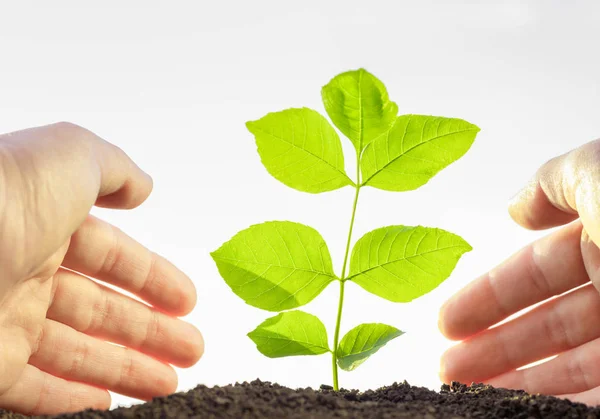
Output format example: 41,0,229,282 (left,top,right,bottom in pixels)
0,0,598,410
